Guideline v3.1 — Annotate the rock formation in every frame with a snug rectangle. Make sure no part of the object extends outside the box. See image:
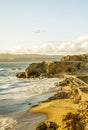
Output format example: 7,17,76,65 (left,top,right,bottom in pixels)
16,61,88,78
60,54,88,61
36,121,58,130
62,100,88,130
58,76,88,104
36,76,88,130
